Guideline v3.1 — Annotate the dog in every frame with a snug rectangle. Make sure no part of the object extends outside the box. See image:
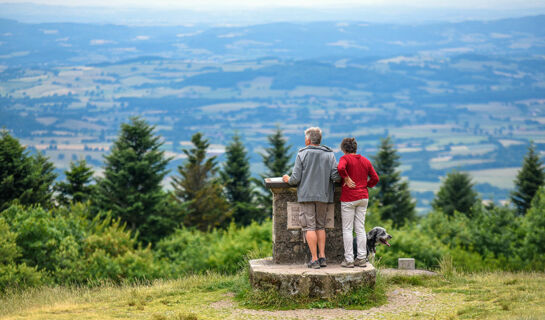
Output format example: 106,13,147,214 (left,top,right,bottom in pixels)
353,226,392,262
